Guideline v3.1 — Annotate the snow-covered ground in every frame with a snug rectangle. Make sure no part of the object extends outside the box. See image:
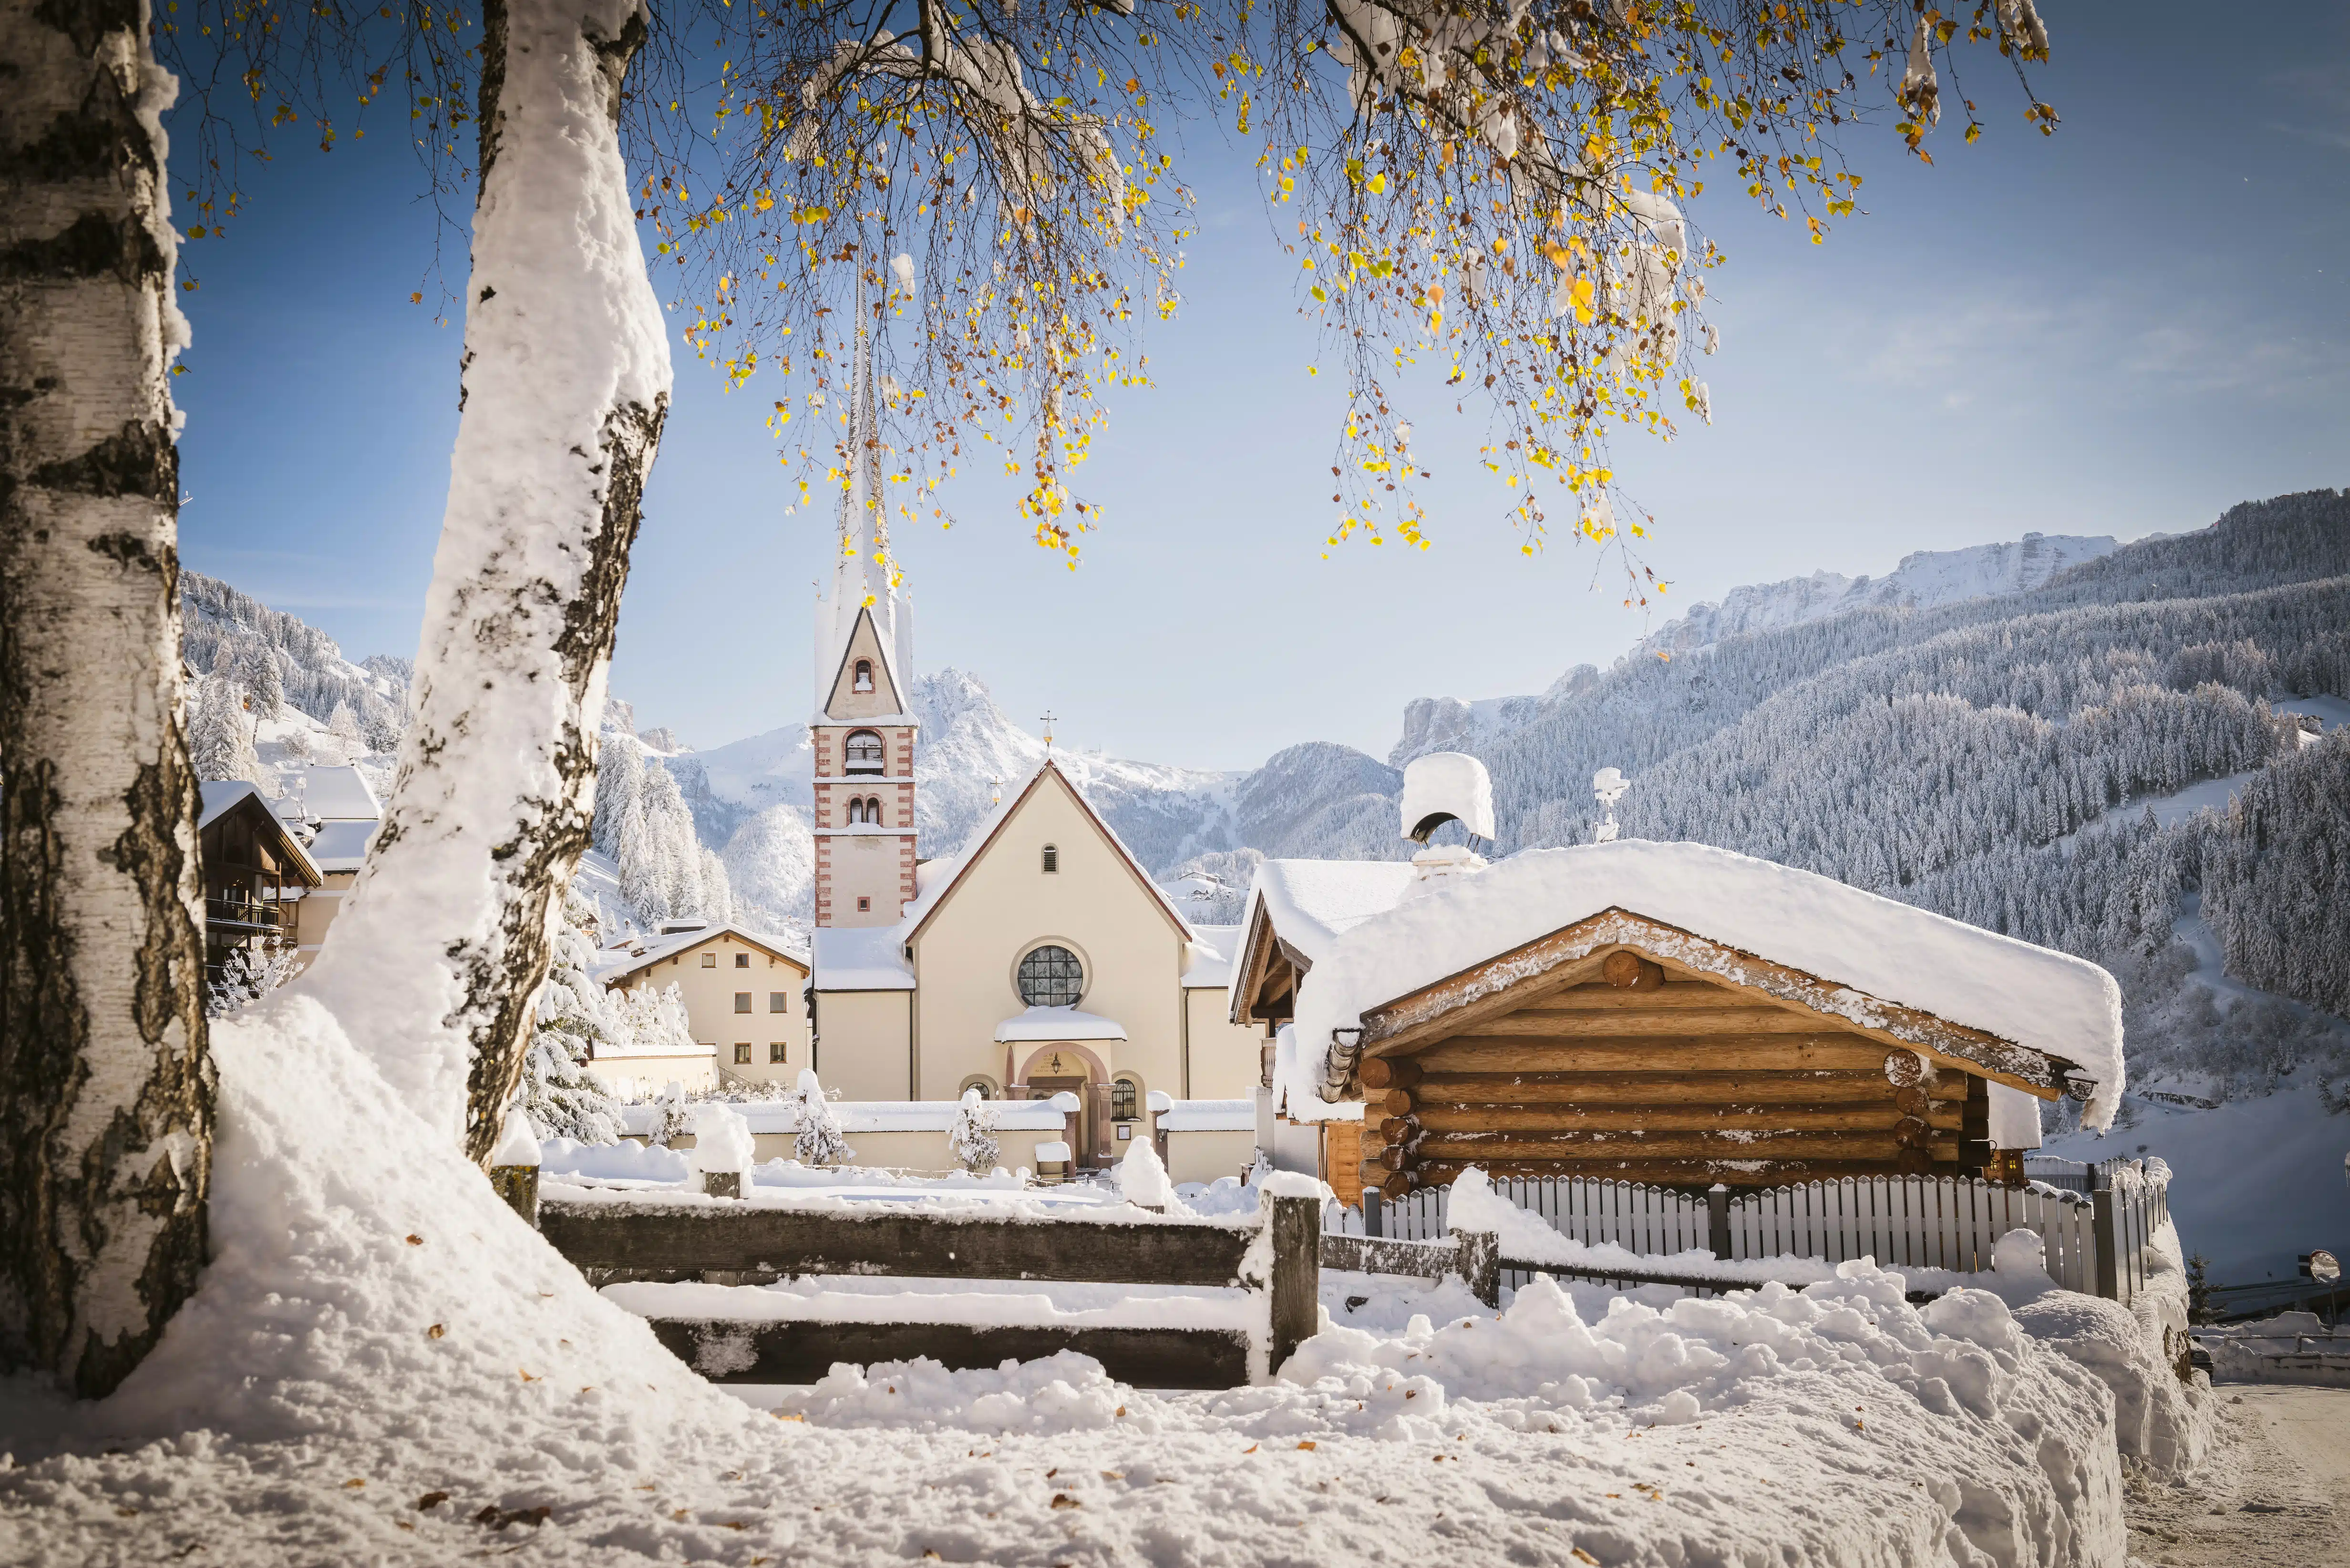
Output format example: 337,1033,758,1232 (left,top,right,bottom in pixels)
0,994,2183,1567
